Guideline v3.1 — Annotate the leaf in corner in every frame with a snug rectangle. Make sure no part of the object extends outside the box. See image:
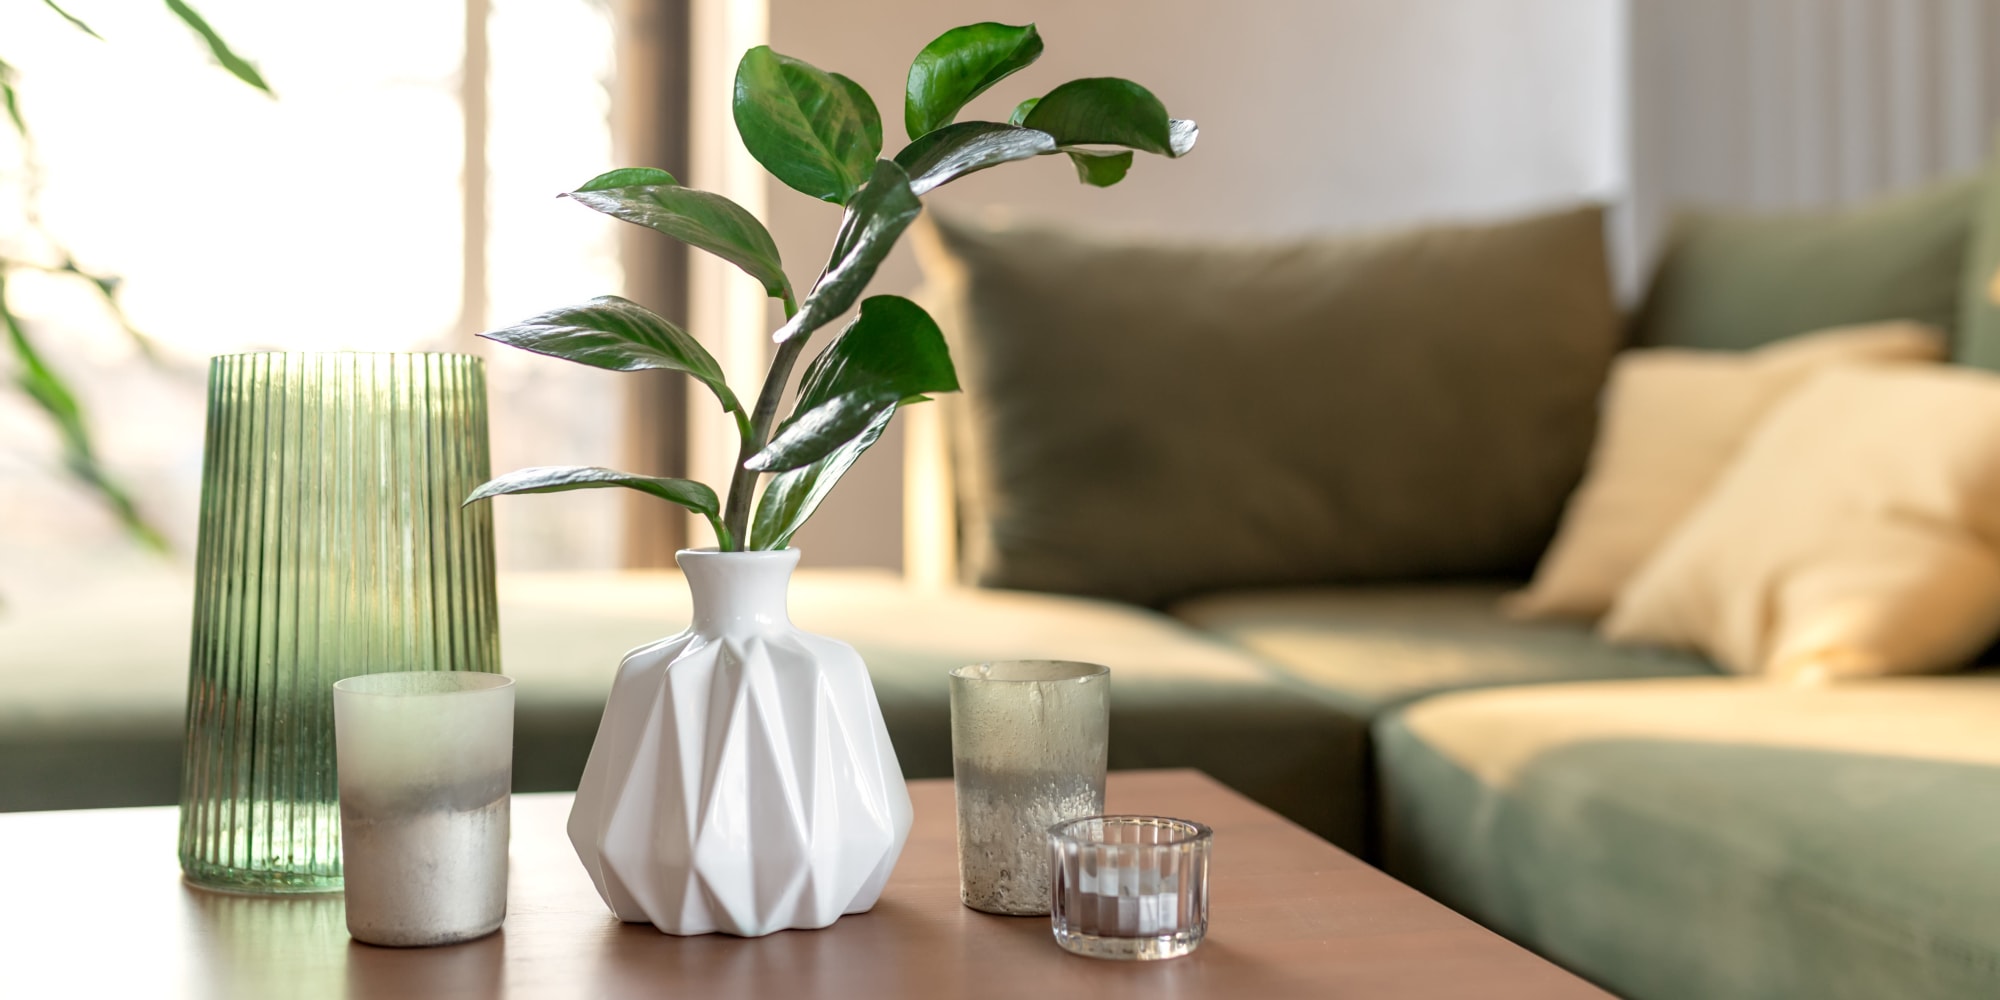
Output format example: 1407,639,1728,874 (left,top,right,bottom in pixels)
165,0,273,95
42,0,103,39
1,270,165,551
0,59,27,138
